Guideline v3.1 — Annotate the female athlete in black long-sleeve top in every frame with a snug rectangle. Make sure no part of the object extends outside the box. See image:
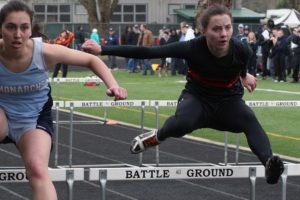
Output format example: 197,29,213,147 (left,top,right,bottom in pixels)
82,4,284,184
